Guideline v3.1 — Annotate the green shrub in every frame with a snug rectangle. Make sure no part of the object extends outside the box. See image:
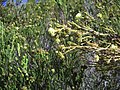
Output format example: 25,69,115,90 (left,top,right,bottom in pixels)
0,0,120,90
